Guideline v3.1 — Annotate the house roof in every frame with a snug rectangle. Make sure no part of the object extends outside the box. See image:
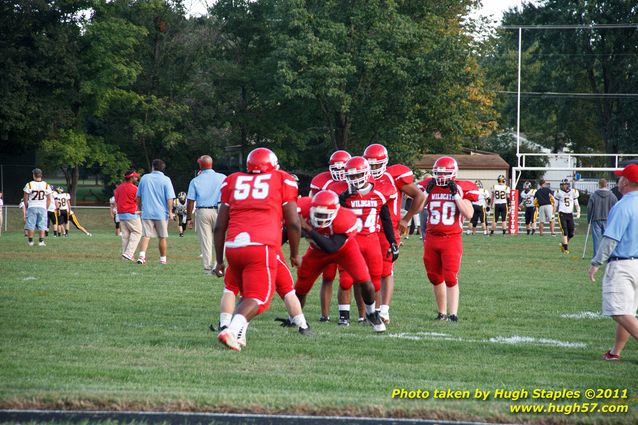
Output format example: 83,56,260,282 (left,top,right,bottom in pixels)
414,154,510,170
